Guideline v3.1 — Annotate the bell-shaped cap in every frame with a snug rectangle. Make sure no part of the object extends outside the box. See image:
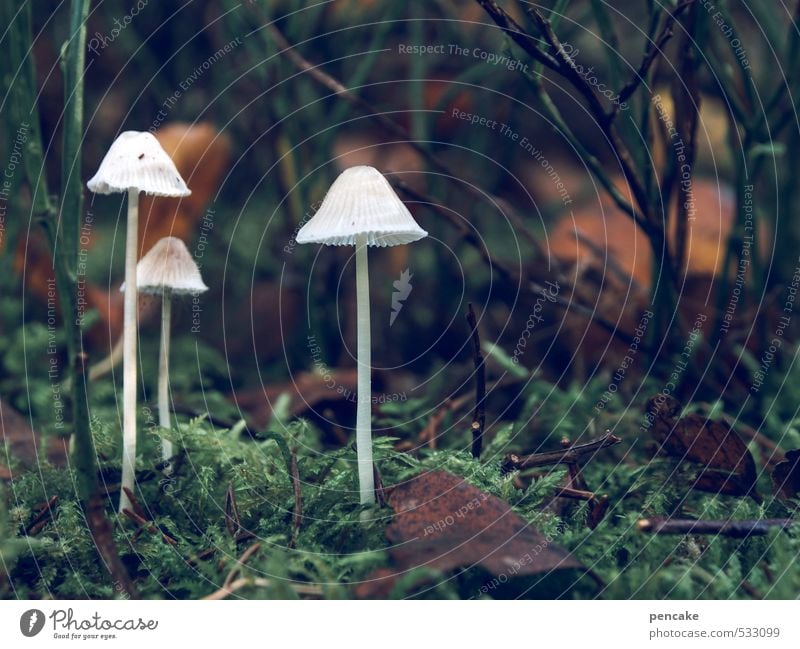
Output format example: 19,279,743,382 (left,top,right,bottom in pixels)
295,166,427,247
87,131,191,197
122,237,208,295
